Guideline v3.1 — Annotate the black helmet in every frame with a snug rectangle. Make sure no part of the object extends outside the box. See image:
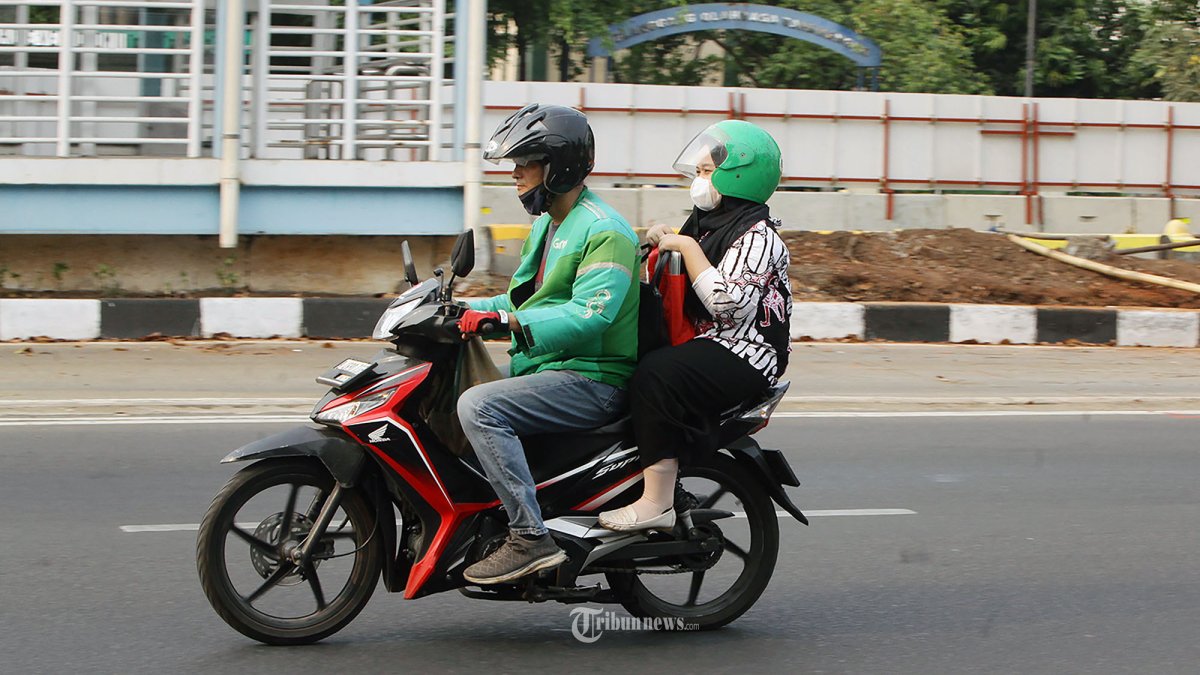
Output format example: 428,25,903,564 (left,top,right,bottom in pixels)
483,103,595,194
